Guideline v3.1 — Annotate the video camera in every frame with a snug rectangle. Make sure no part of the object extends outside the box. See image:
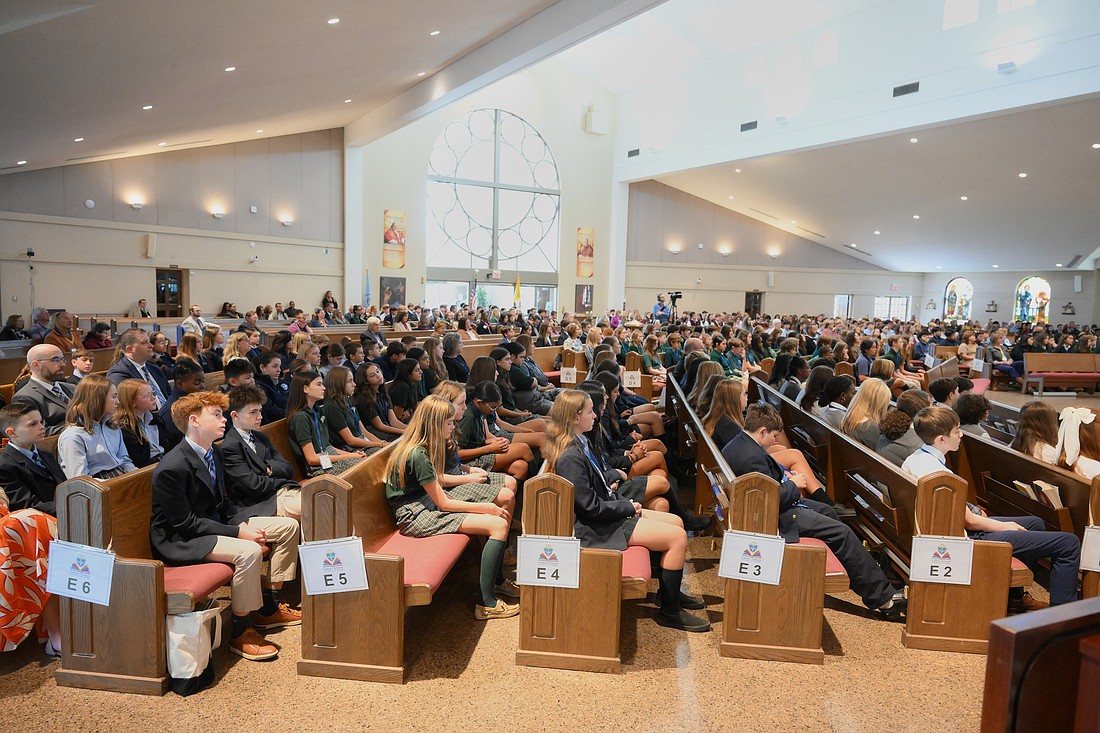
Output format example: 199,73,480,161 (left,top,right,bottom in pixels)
667,291,683,304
